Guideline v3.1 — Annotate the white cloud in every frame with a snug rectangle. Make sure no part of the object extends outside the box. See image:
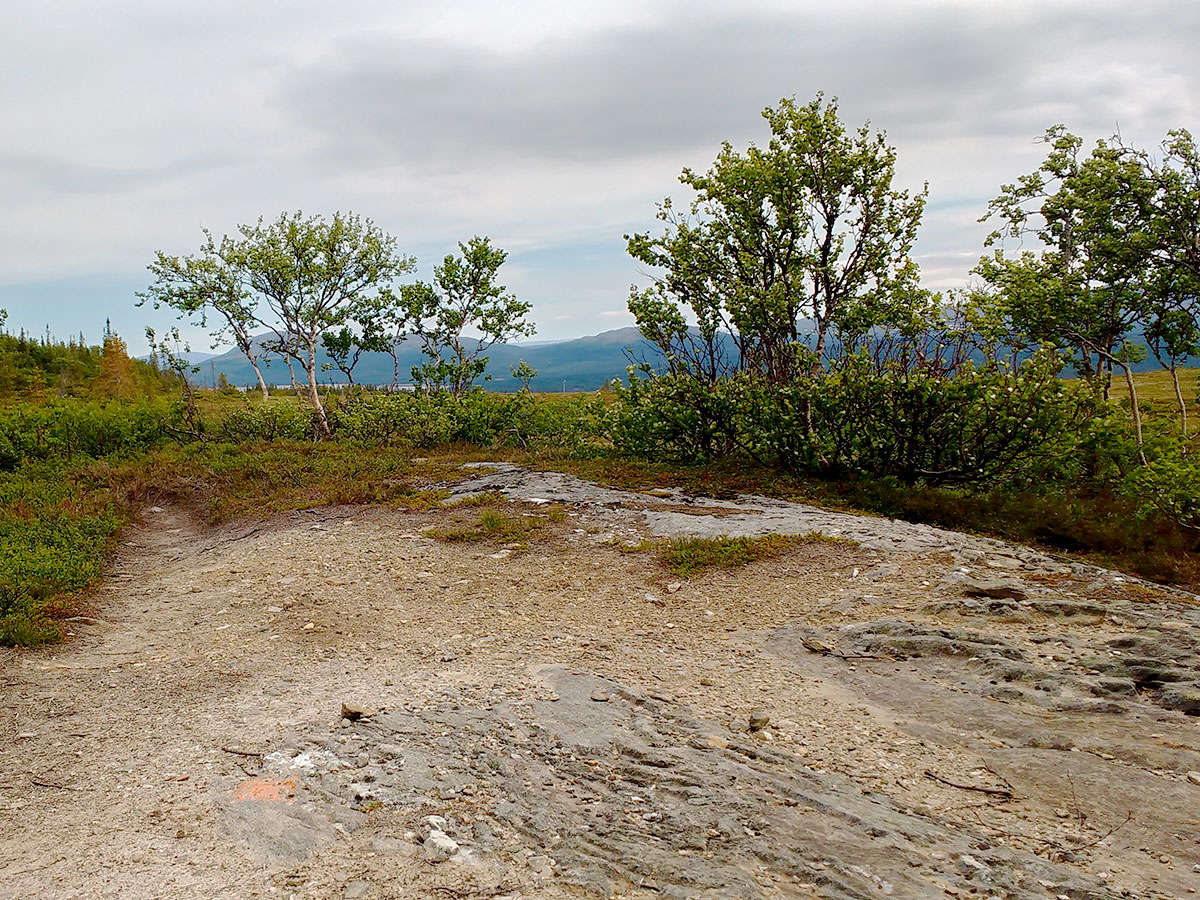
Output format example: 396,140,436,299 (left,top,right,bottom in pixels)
1,1,1197,348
